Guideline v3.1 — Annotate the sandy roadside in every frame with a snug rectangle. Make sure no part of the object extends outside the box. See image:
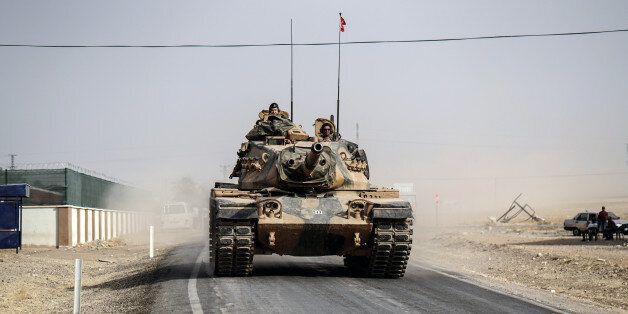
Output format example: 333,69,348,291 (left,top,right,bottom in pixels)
0,229,202,313
414,220,628,313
